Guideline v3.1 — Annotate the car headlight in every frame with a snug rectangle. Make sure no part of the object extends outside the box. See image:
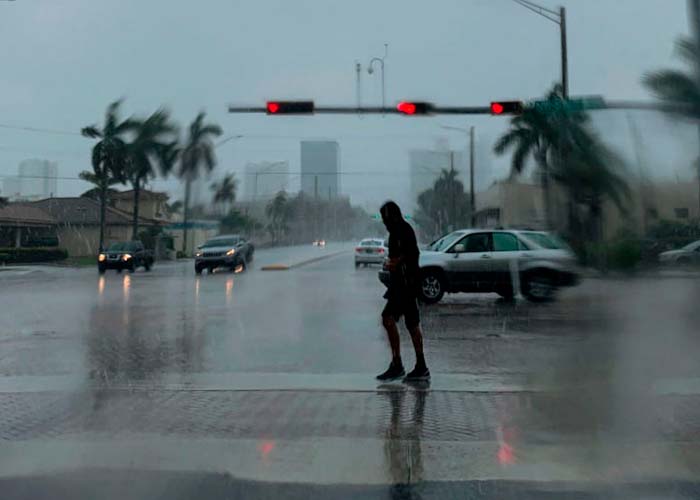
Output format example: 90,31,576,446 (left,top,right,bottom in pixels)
98,254,106,262
195,251,202,257
122,253,132,261
226,249,236,256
